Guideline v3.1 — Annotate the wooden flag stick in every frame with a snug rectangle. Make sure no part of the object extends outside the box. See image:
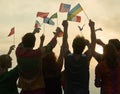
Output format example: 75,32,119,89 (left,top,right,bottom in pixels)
83,9,89,20
13,32,15,45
